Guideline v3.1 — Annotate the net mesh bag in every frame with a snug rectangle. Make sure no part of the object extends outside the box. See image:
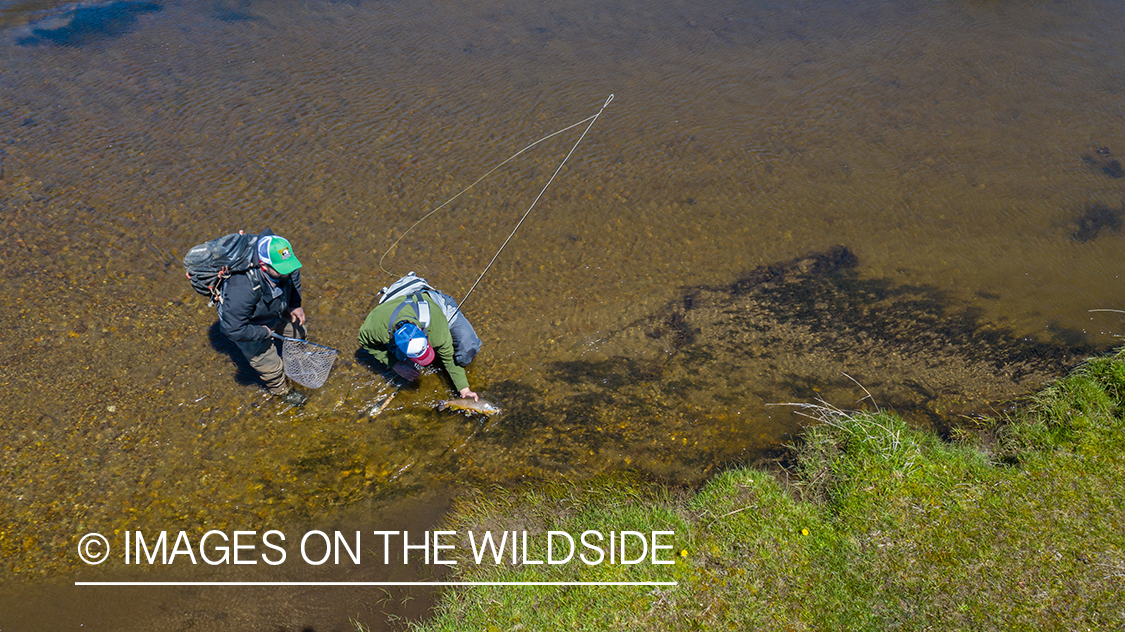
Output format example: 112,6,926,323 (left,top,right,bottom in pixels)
281,338,338,389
